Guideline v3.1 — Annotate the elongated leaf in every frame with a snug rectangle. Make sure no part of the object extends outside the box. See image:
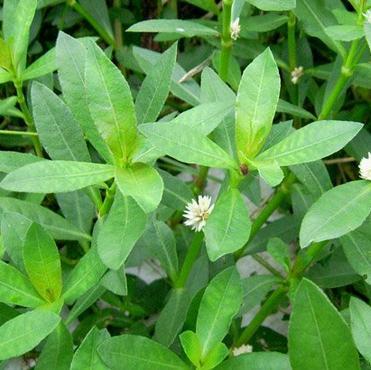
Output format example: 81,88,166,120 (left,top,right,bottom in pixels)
204,189,251,261
288,278,359,370
35,323,73,370
56,32,113,164
140,122,236,169
85,41,138,164
127,20,218,37
350,297,371,364
245,0,295,11
325,25,364,42
236,48,280,161
116,163,164,213
31,82,90,162
98,335,188,369
196,267,242,359
98,192,147,270
0,309,60,361
101,269,127,296
0,160,115,193
257,121,363,166
0,260,44,307
241,14,289,33
23,48,56,80
0,151,41,173
135,43,177,124
300,180,371,248
71,327,110,370
23,223,62,302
